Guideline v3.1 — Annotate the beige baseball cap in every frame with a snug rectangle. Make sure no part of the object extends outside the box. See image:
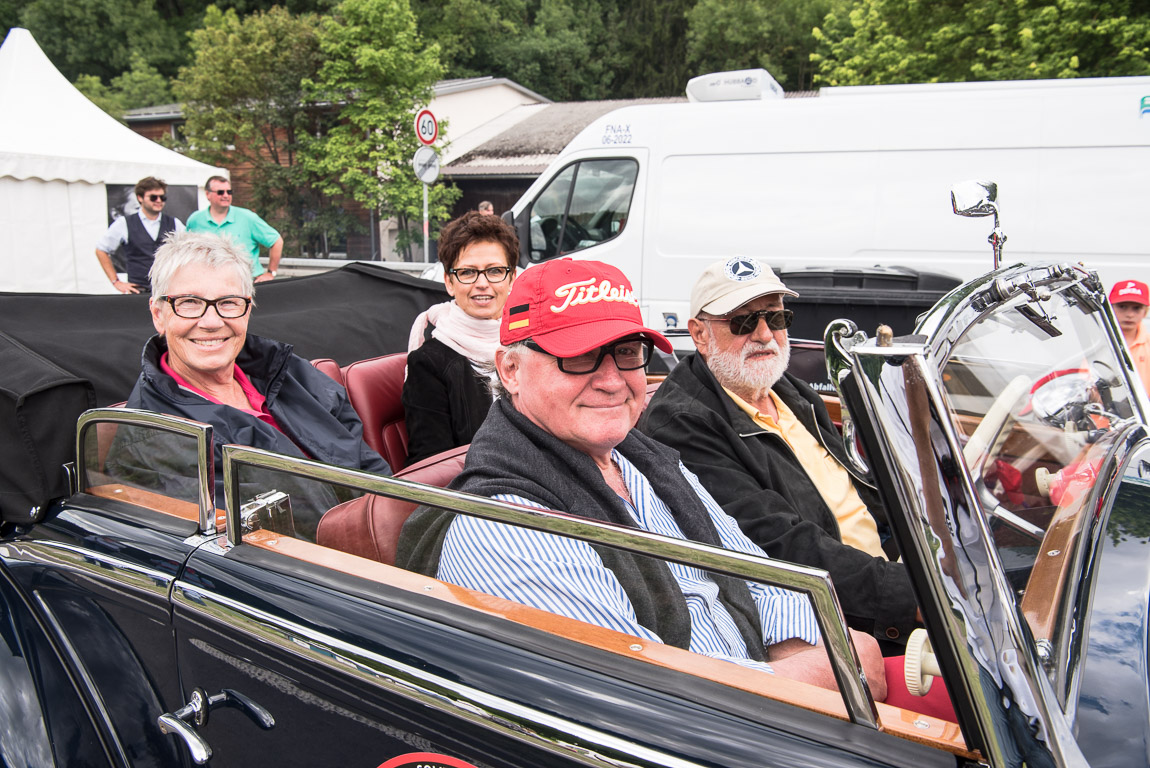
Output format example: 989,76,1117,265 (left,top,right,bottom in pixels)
690,257,798,317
